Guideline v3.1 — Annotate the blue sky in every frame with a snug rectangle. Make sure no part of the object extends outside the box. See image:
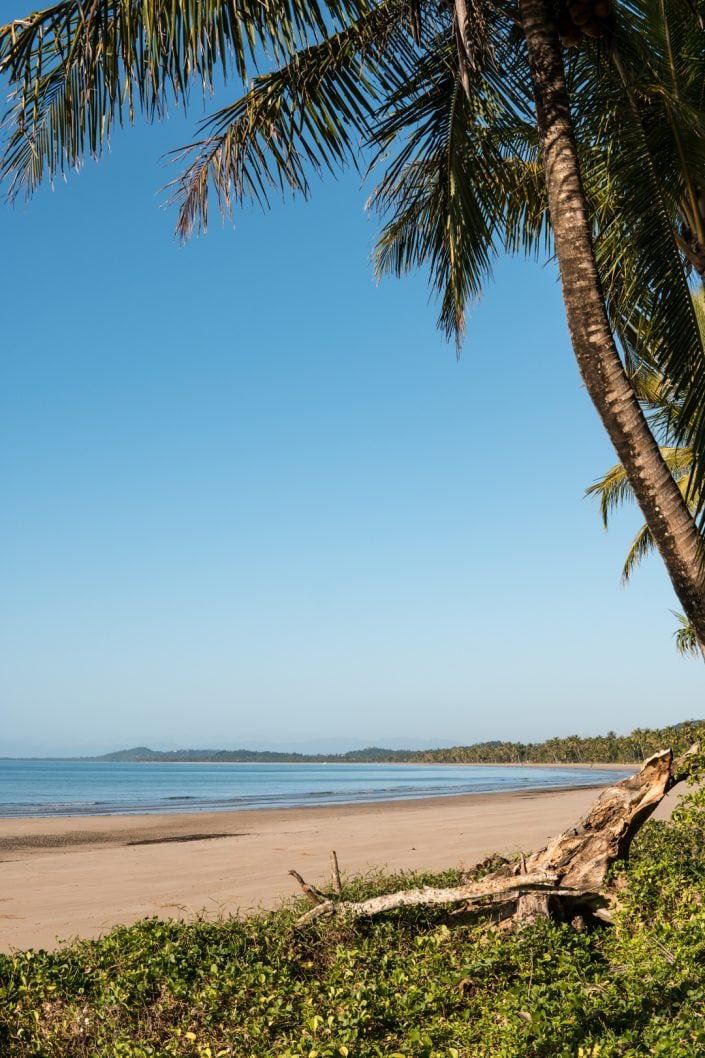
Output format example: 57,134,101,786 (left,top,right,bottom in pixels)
1,62,702,755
